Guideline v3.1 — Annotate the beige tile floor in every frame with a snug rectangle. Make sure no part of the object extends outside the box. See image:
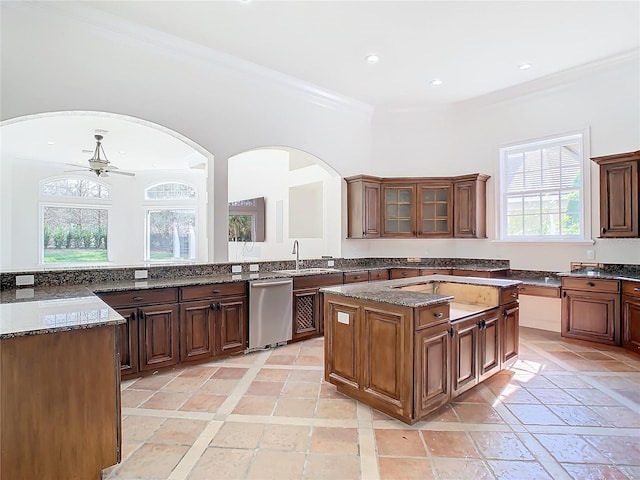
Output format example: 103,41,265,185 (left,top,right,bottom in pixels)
104,327,640,480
